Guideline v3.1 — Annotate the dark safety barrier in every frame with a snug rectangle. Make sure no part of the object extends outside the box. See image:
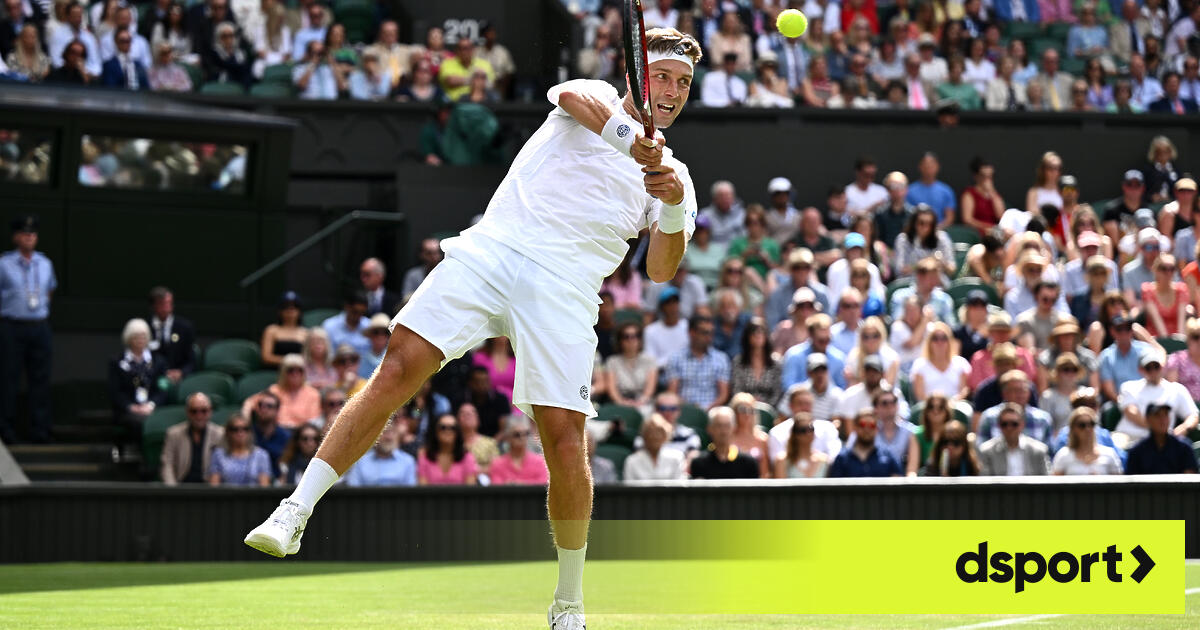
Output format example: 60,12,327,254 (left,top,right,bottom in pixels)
3,477,1199,563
